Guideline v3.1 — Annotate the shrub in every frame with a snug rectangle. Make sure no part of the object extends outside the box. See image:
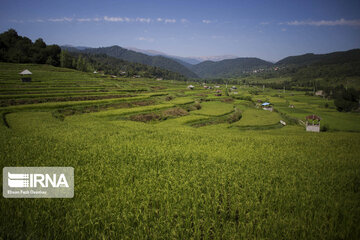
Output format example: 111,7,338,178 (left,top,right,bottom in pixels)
165,96,174,101
194,103,201,110
227,109,242,123
321,124,330,132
